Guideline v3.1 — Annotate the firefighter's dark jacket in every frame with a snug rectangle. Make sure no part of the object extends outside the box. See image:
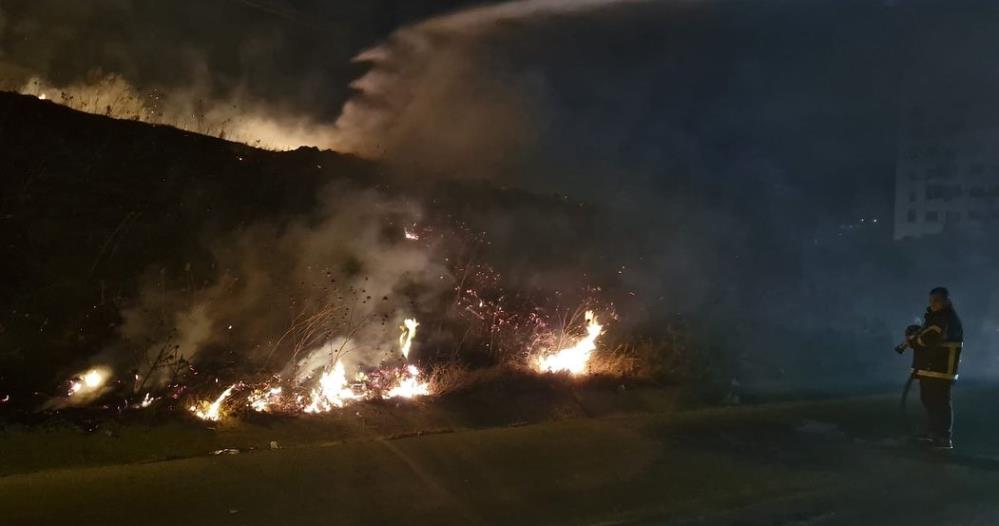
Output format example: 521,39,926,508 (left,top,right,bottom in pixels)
912,305,963,381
